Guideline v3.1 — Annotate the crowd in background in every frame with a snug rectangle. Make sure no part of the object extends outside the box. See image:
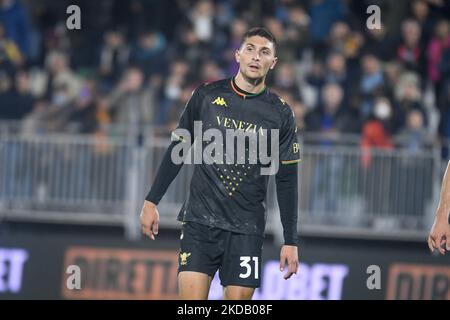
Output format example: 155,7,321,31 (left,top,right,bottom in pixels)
0,0,447,226
0,0,450,155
